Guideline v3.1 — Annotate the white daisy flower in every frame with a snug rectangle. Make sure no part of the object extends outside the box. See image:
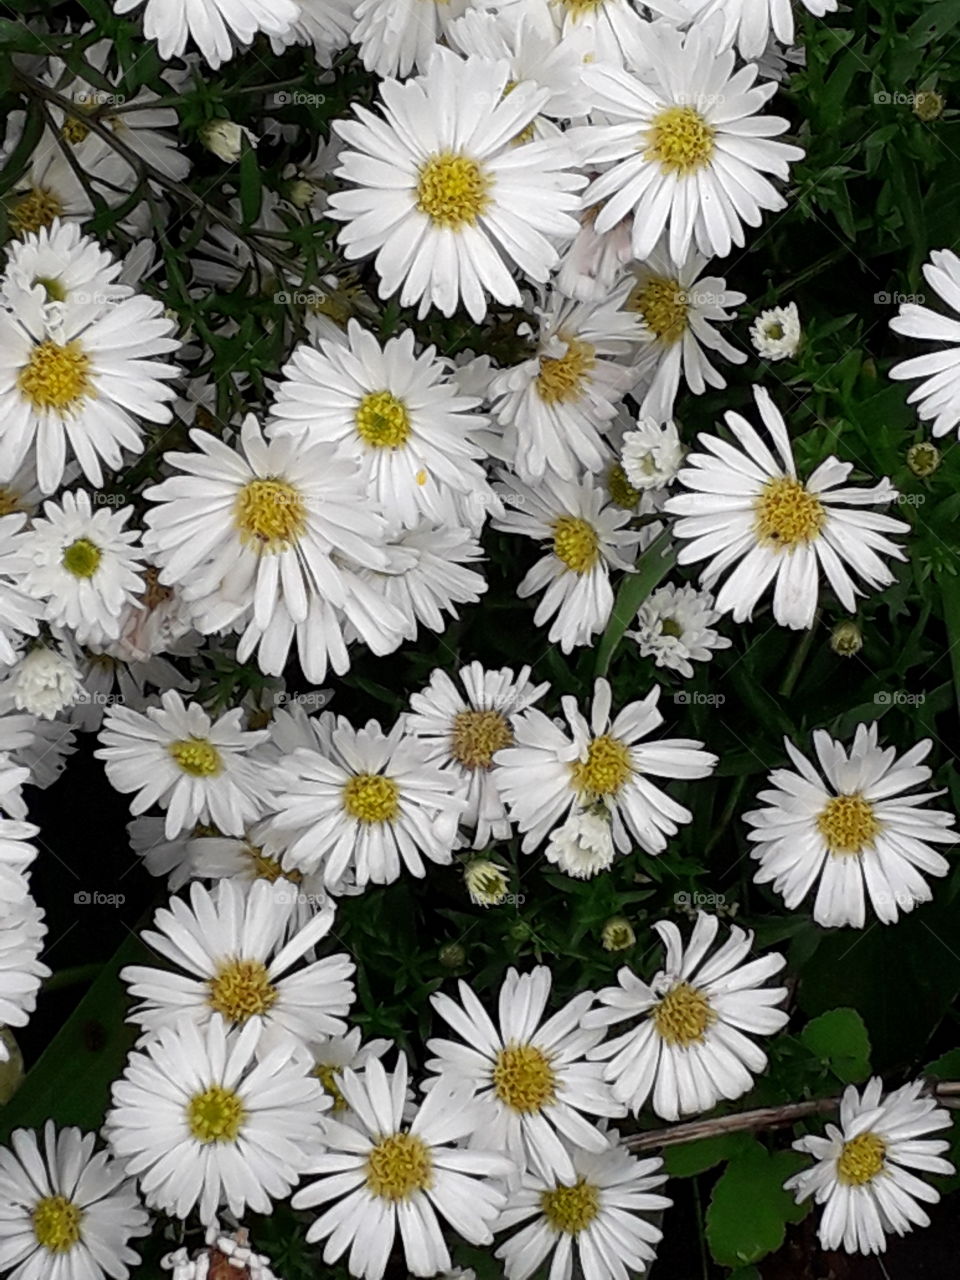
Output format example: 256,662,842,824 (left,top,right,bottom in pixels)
545,808,616,880
494,677,717,856
0,1121,149,1280
751,301,802,361
685,0,838,60
0,898,49,1056
499,0,683,68
488,285,642,483
584,913,789,1121
621,418,684,492
304,1027,393,1122
889,248,960,439
0,219,130,327
664,386,909,630
0,276,180,495
577,23,804,265
784,1078,954,1255
2,126,130,242
104,1017,327,1224
329,48,585,322
112,0,299,68
95,690,275,839
143,415,389,686
270,0,354,65
187,820,337,920
268,715,467,890
7,644,85,721
21,490,145,646
491,470,641,653
494,1130,671,1280
352,0,471,78
291,1055,513,1279
626,246,747,423
120,879,355,1047
0,515,42,668
744,725,957,929
426,966,625,1182
267,321,492,529
406,663,550,848
627,582,732,679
